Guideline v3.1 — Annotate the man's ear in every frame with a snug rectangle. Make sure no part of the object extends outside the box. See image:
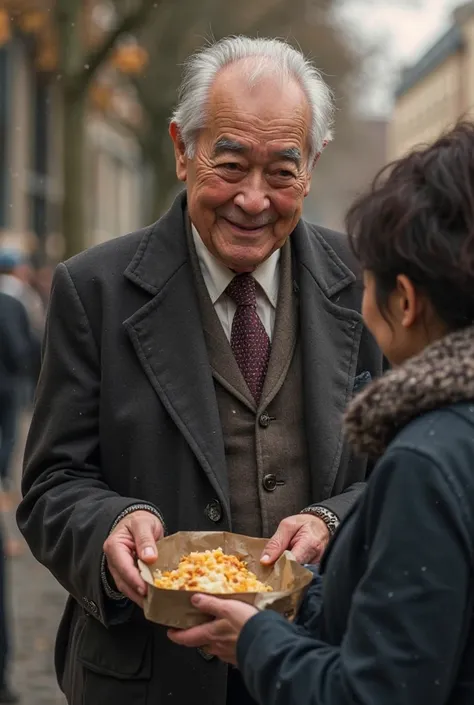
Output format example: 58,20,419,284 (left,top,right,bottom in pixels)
305,139,329,195
169,121,188,182
311,139,329,169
